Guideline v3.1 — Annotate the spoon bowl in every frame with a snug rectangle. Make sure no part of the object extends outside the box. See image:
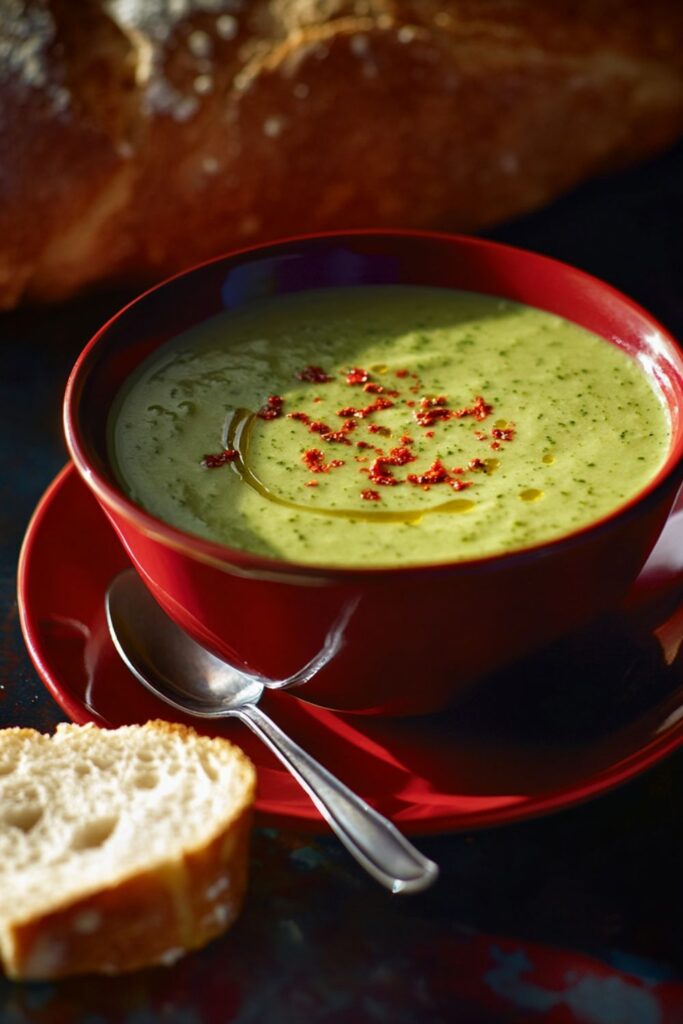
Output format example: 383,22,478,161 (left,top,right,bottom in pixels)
105,568,439,895
106,573,265,714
